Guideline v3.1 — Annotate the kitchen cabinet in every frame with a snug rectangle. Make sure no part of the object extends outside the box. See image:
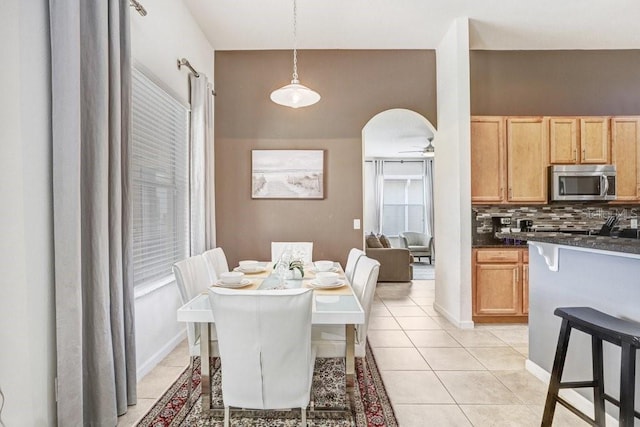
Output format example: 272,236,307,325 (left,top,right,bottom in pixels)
580,117,610,164
472,248,528,323
549,117,610,165
611,117,640,202
549,117,578,164
506,117,548,203
471,117,506,203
